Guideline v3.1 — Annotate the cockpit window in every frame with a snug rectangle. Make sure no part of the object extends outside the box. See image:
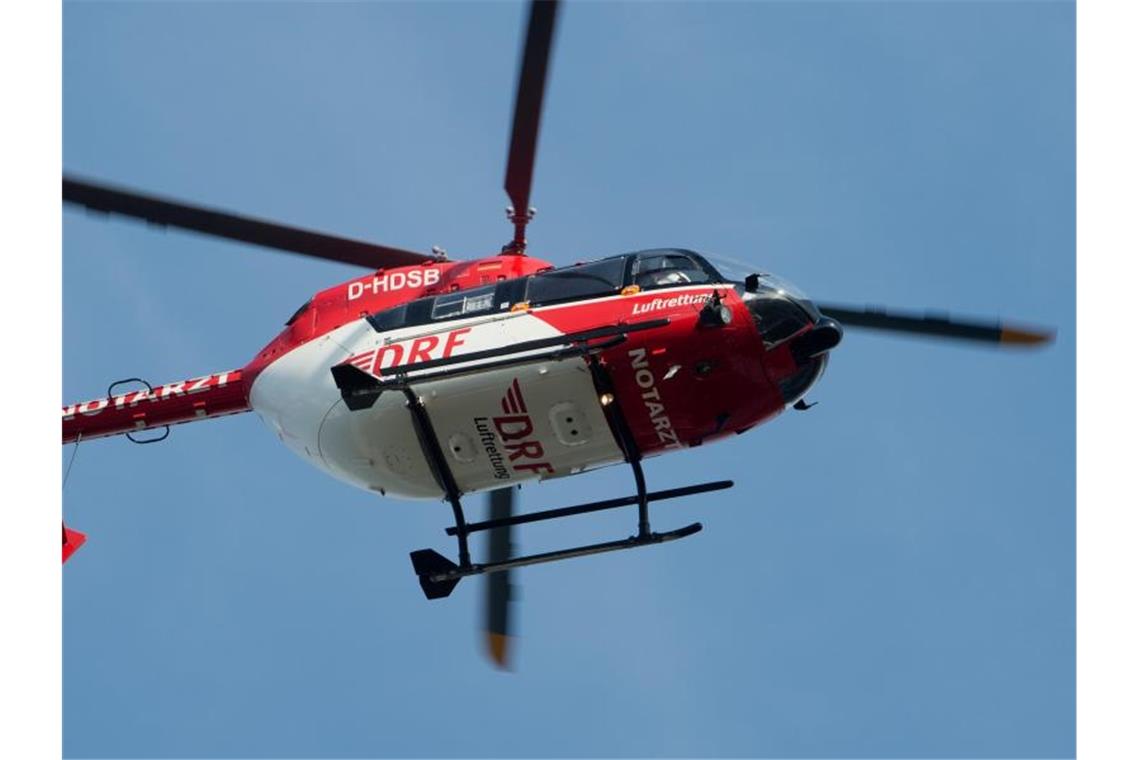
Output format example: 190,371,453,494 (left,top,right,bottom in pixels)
780,356,826,406
631,252,713,290
746,293,813,348
525,258,626,305
364,248,729,333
